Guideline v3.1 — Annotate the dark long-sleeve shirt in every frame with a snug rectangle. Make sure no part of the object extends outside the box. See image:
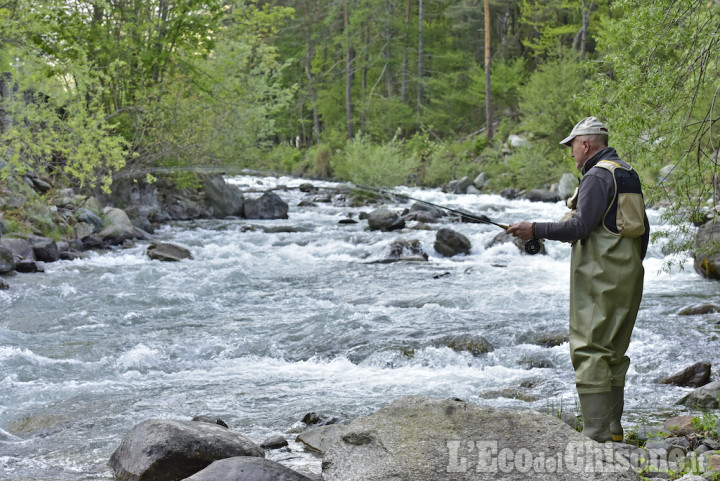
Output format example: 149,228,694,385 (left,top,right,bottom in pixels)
534,147,650,258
